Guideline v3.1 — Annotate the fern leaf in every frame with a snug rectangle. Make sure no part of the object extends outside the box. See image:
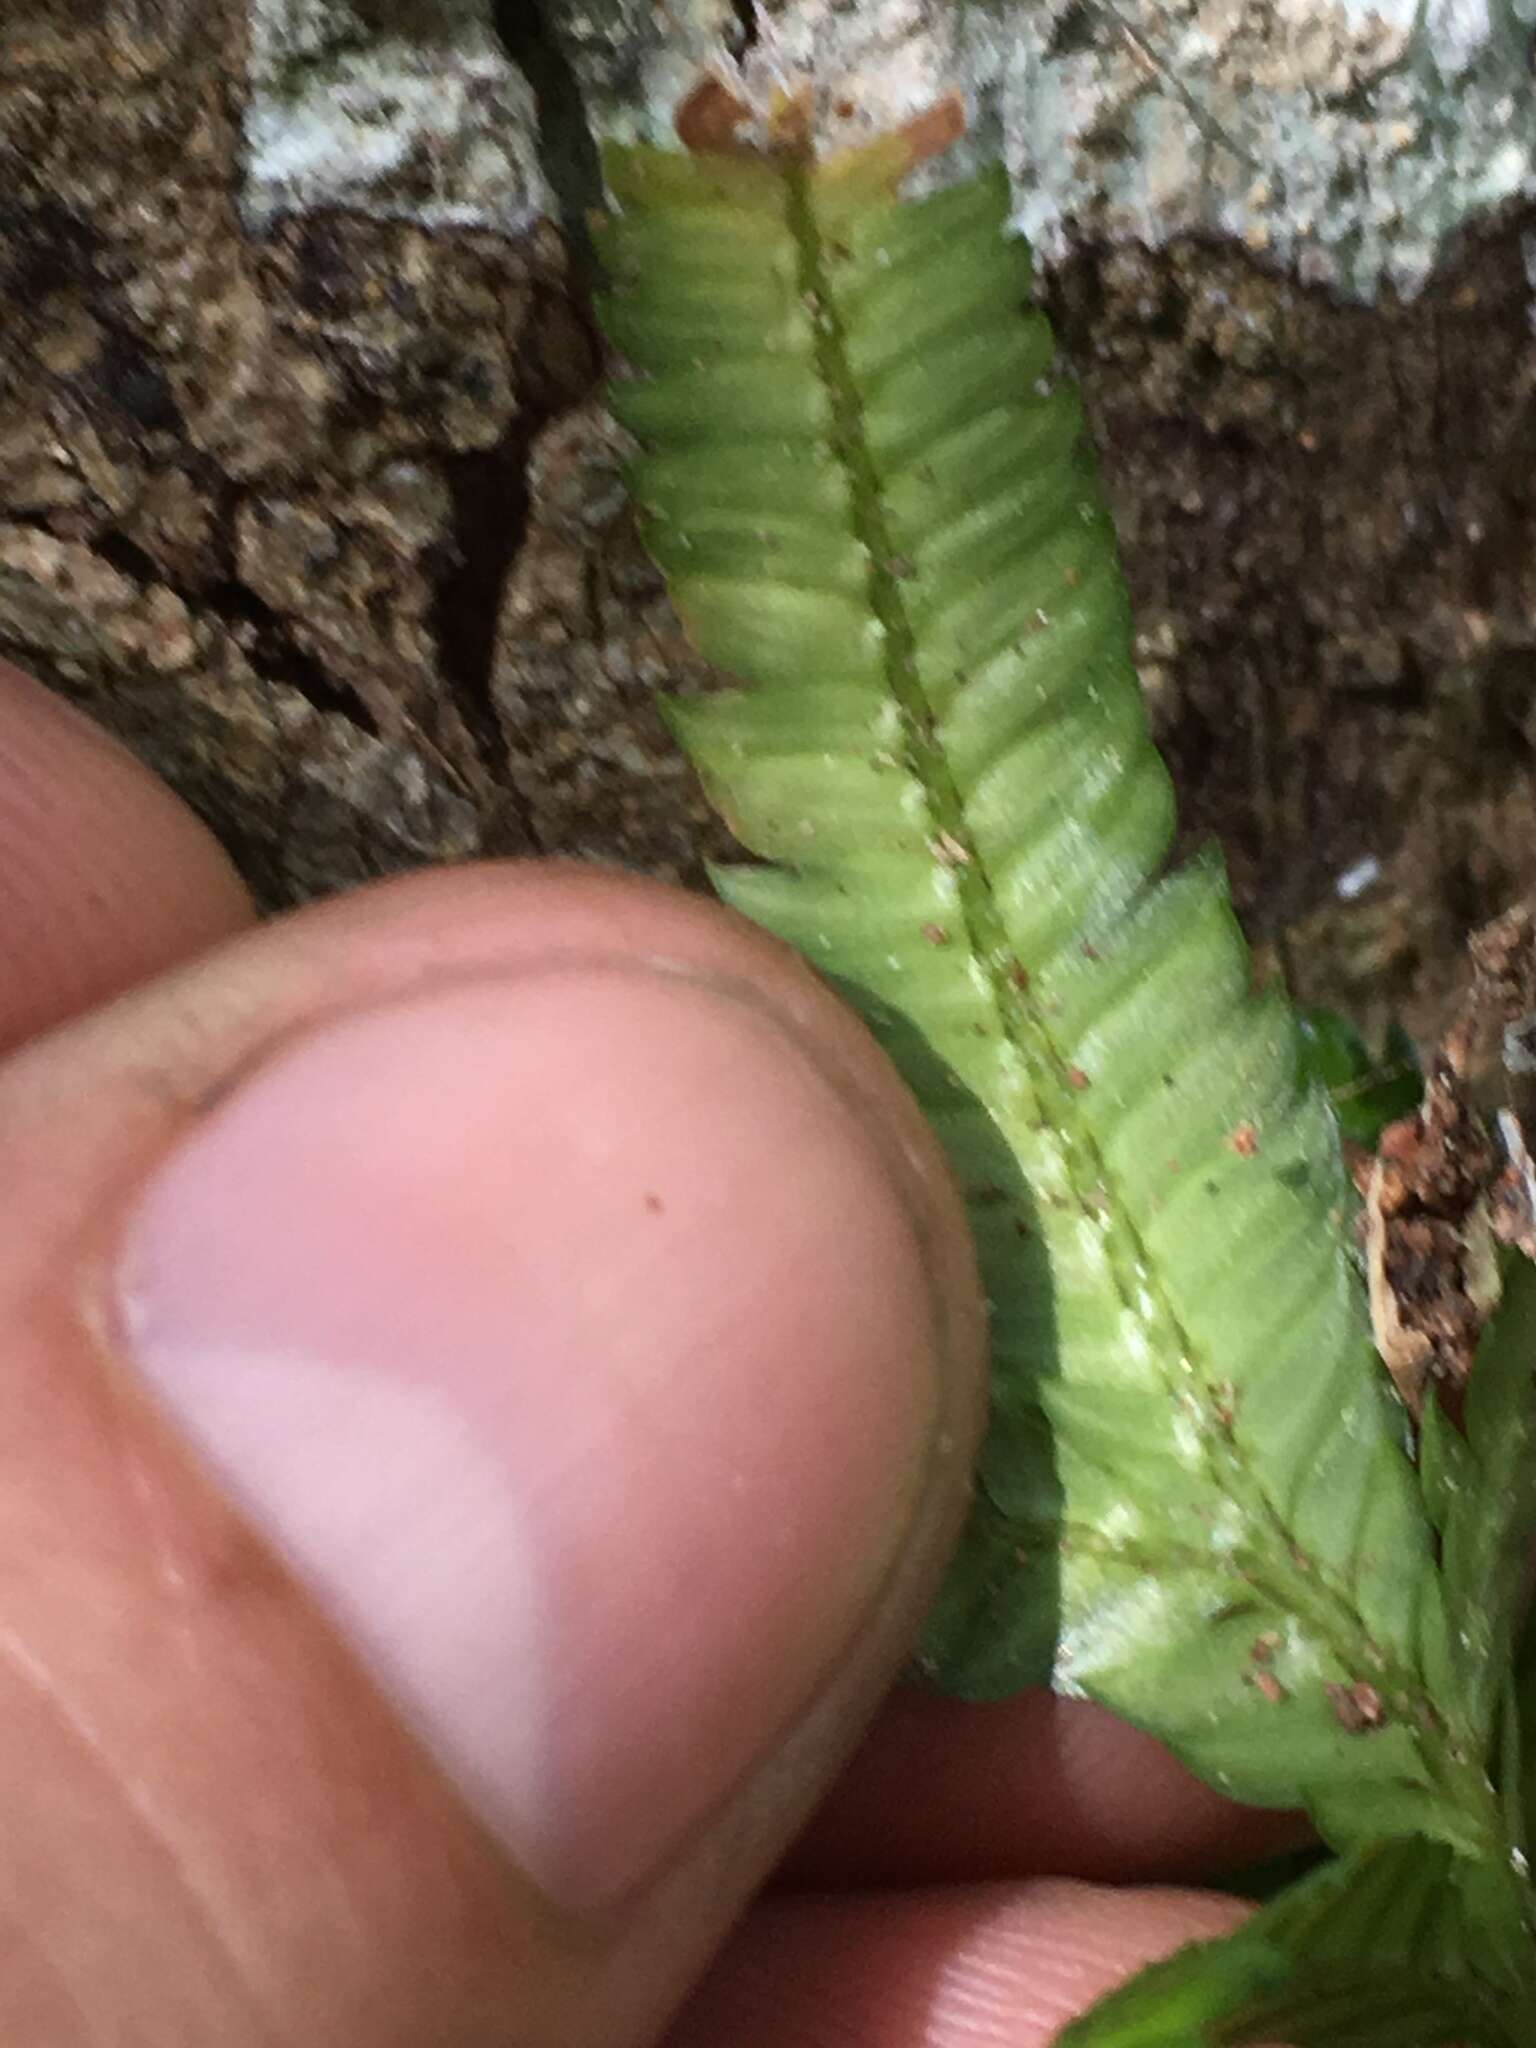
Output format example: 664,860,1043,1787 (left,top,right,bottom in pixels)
1058,1835,1533,2046
595,137,1480,1850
